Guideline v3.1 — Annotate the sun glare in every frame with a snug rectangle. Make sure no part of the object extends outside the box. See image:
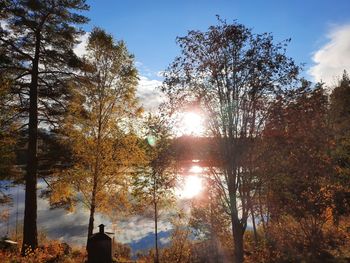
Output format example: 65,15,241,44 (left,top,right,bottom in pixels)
179,175,203,199
182,112,204,136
